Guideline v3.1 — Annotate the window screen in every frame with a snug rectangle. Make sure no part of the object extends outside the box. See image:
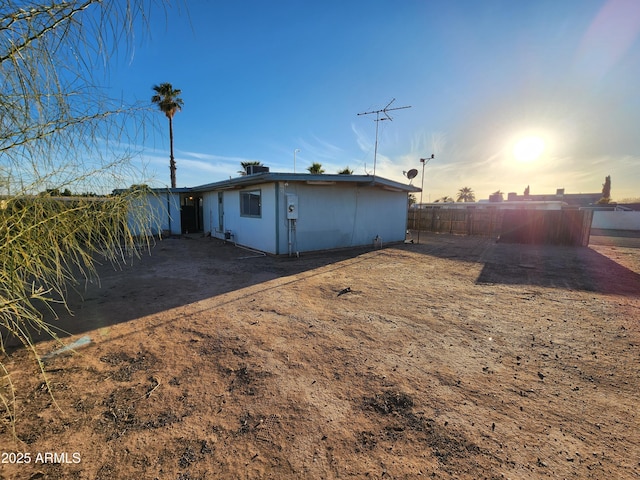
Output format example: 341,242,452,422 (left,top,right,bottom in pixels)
240,190,261,217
